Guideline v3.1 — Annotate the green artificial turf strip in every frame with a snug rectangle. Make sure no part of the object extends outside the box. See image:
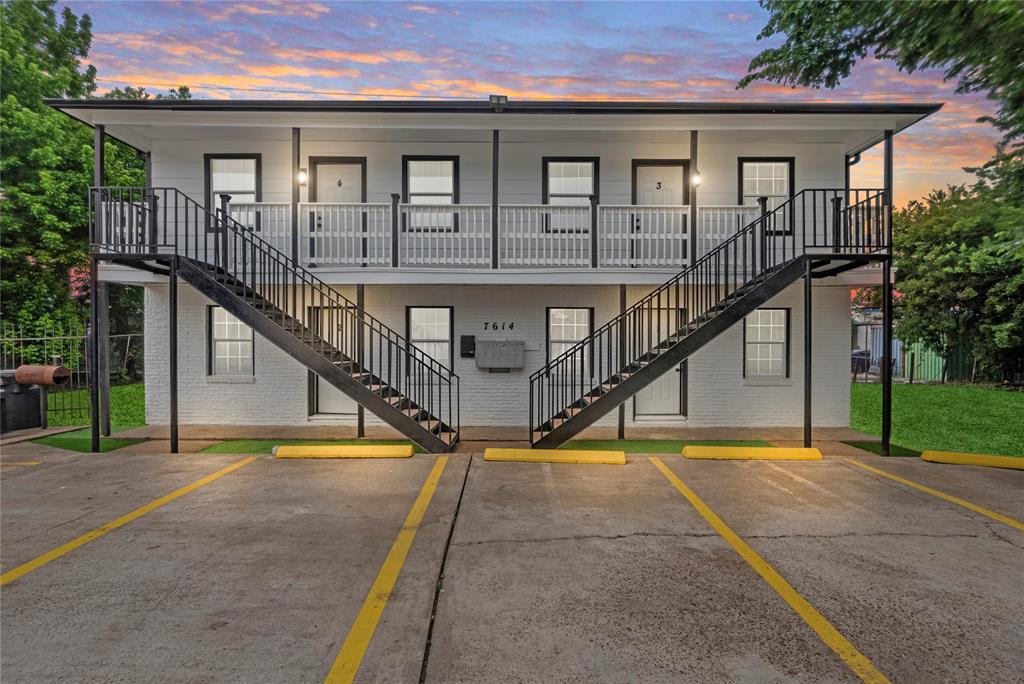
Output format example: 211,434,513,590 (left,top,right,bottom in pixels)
851,383,1024,457
47,383,146,428
841,440,922,458
34,427,146,453
201,438,422,454
562,439,772,454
